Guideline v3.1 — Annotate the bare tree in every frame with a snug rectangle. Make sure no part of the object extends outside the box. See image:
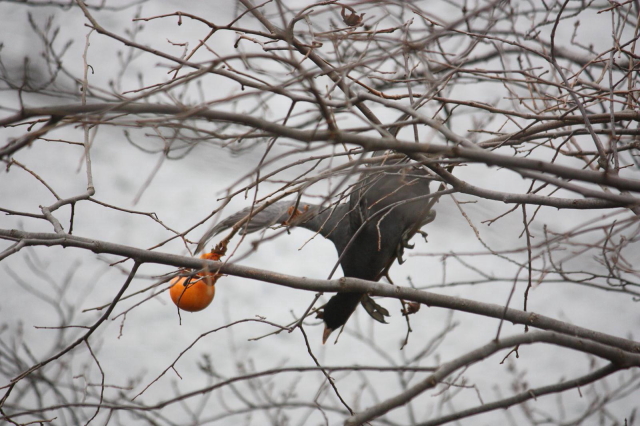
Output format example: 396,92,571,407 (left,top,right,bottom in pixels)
1,0,640,425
